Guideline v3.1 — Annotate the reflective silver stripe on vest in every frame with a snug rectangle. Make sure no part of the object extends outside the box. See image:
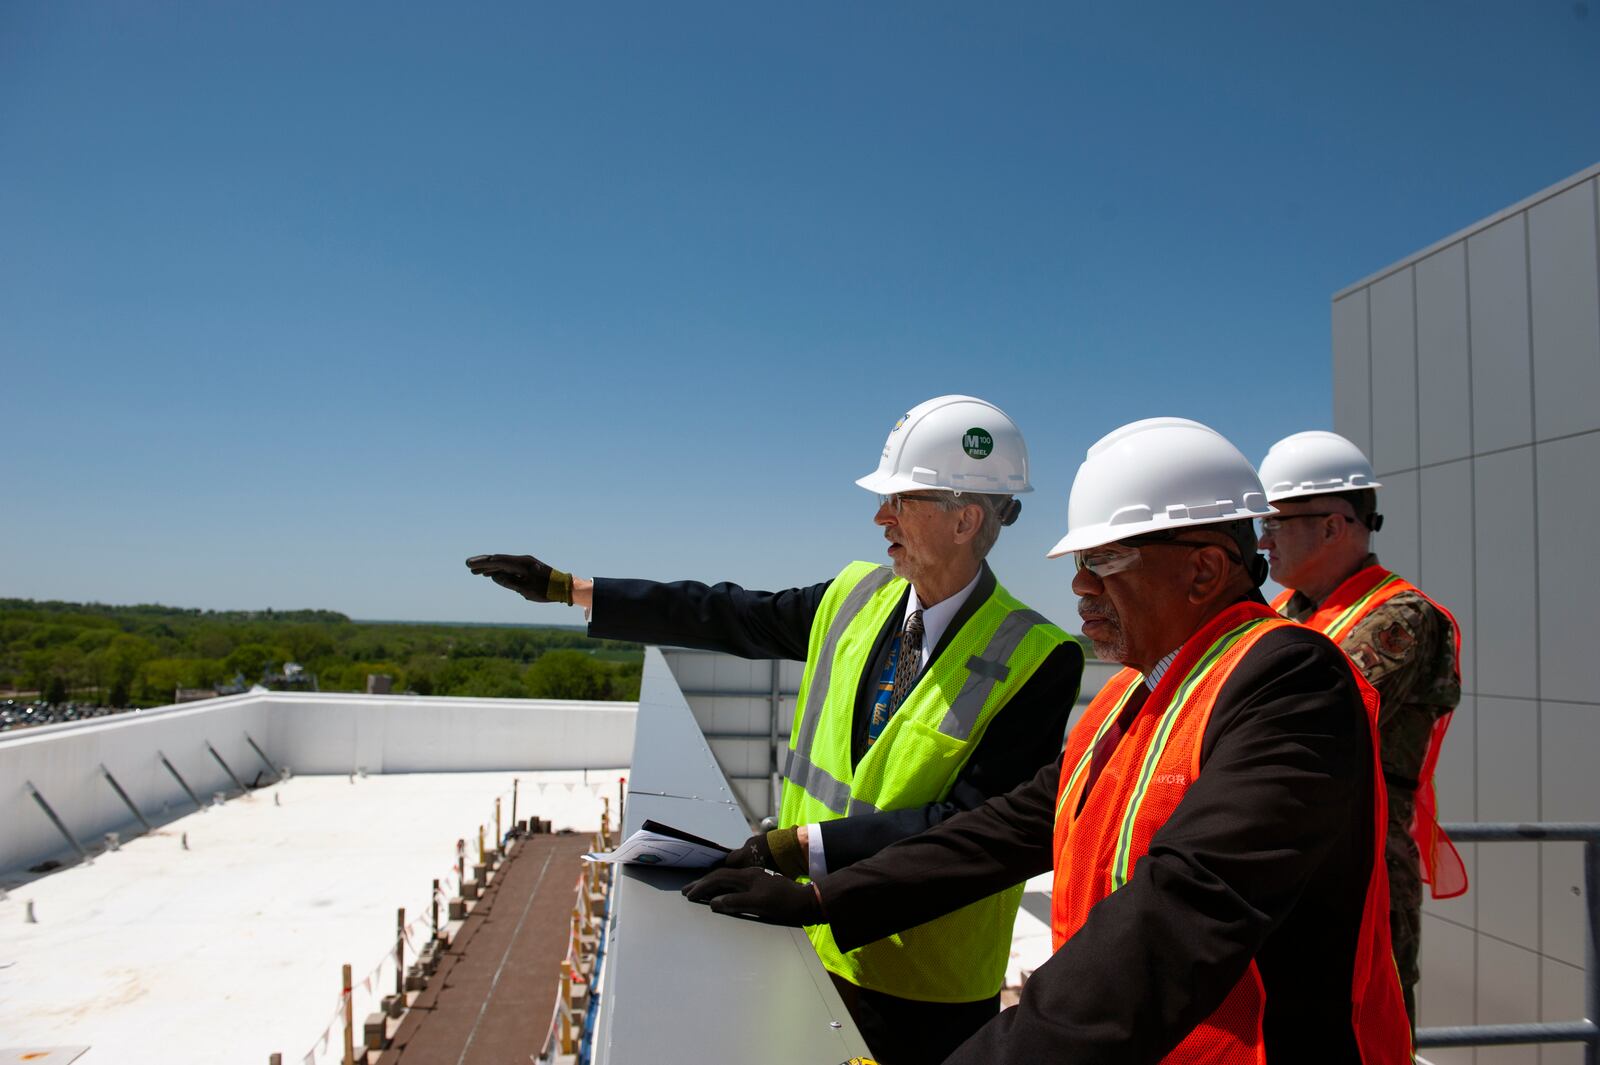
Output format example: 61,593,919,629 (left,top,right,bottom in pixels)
965,656,1011,681
789,566,899,767
782,746,854,816
937,609,1051,739
847,796,879,815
